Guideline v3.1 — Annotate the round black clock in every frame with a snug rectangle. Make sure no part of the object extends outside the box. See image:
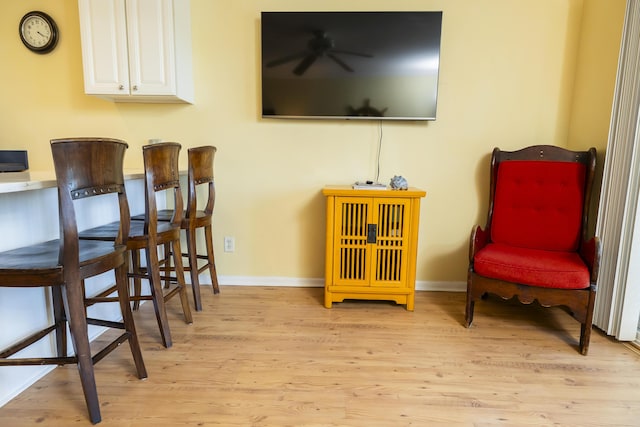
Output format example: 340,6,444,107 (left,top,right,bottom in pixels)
19,11,59,54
